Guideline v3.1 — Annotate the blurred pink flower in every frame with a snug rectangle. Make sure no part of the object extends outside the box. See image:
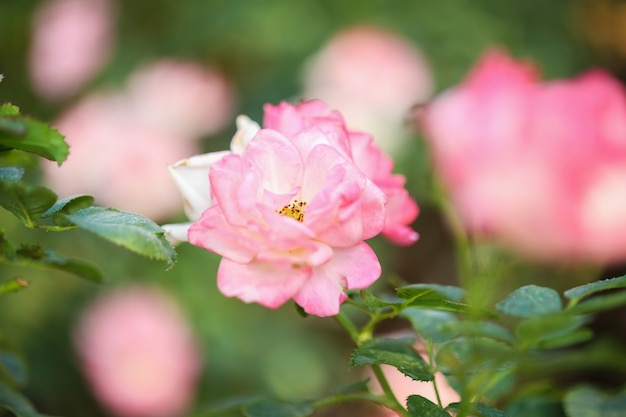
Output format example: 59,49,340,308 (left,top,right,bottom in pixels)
264,101,419,245
74,286,201,417
420,48,626,263
43,91,199,220
127,59,235,138
303,25,434,155
29,0,115,100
